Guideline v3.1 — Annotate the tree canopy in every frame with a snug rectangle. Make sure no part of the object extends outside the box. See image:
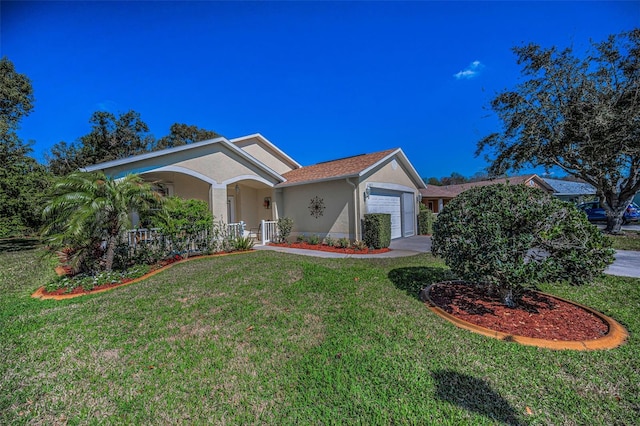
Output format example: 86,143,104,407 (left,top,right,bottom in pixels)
0,57,50,237
477,30,640,233
155,123,221,150
47,110,155,176
47,114,222,175
0,57,34,134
